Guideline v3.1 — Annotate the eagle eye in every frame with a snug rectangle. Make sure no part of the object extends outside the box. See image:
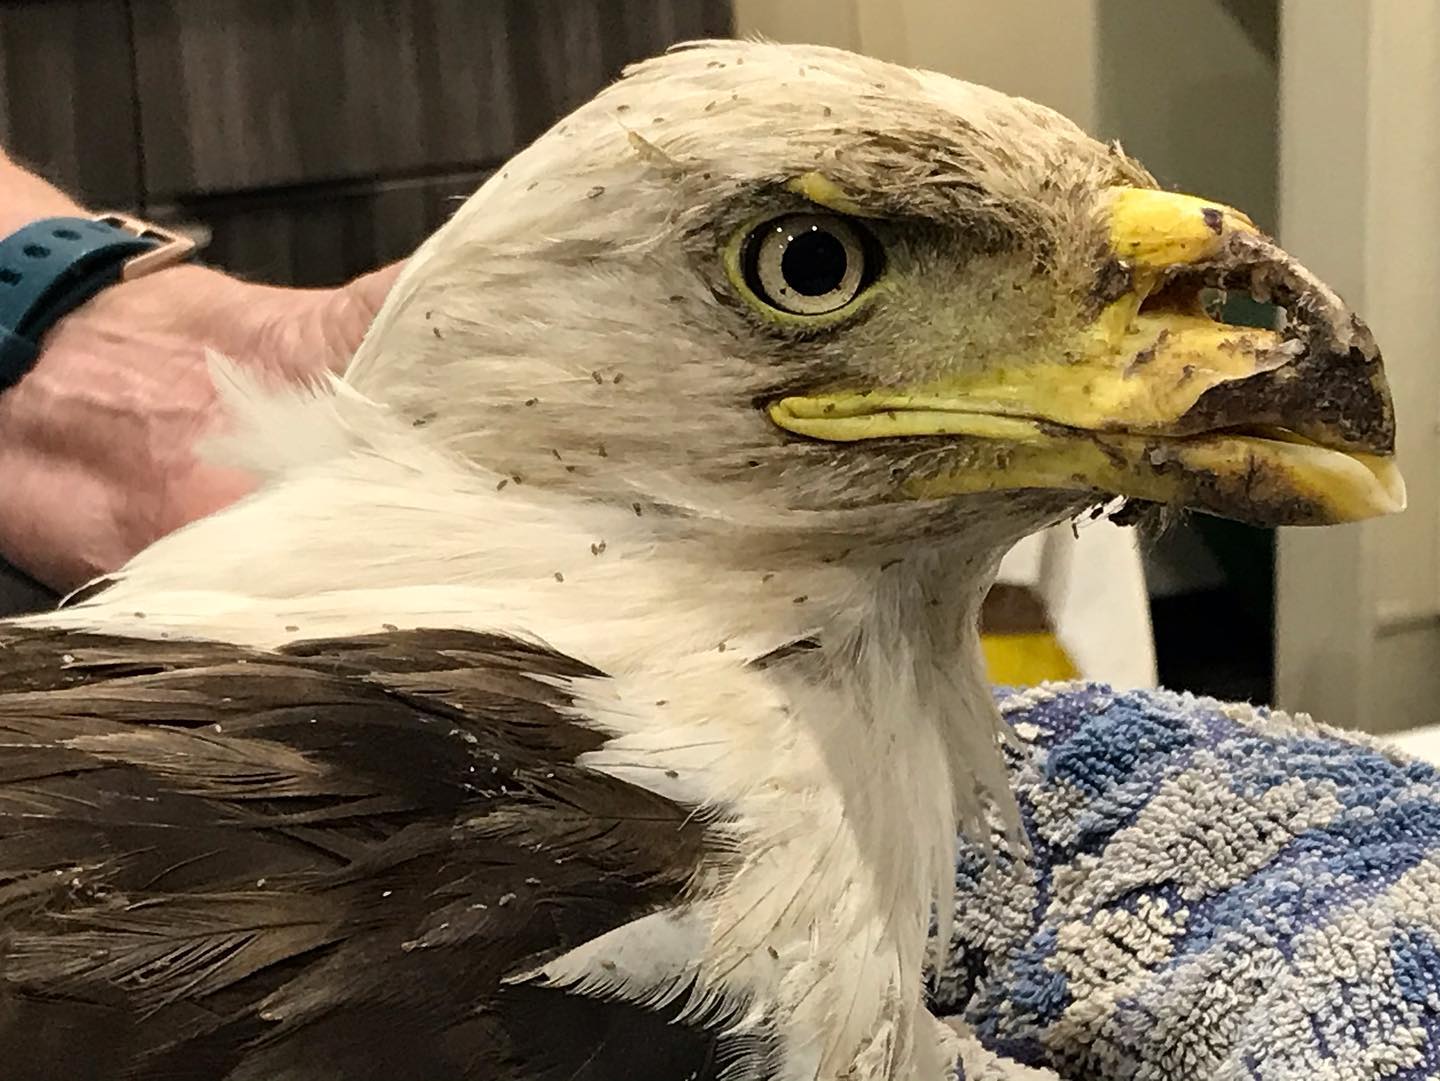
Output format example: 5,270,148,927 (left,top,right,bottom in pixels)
740,214,880,317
